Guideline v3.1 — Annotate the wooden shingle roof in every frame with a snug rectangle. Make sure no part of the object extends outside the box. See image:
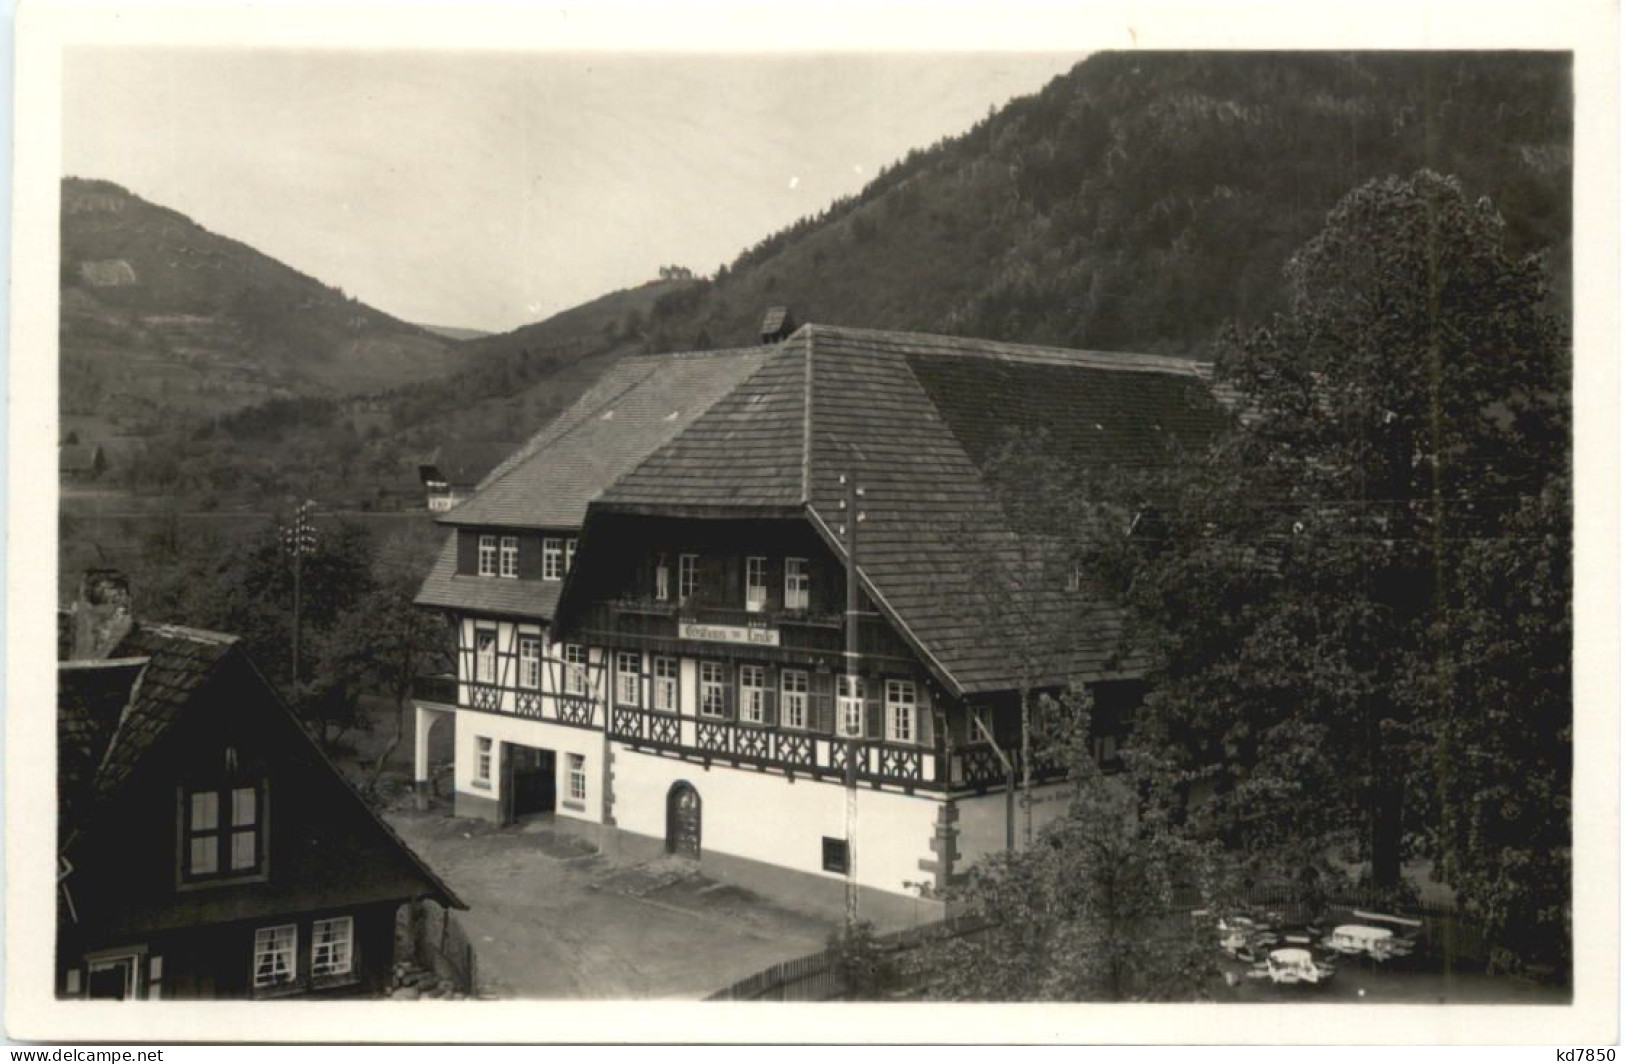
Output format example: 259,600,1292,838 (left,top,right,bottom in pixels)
413,535,564,618
594,324,1227,695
